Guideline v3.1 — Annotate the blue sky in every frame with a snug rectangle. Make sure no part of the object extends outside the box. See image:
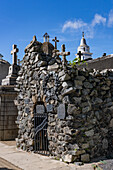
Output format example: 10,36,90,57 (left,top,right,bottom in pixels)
0,0,113,63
